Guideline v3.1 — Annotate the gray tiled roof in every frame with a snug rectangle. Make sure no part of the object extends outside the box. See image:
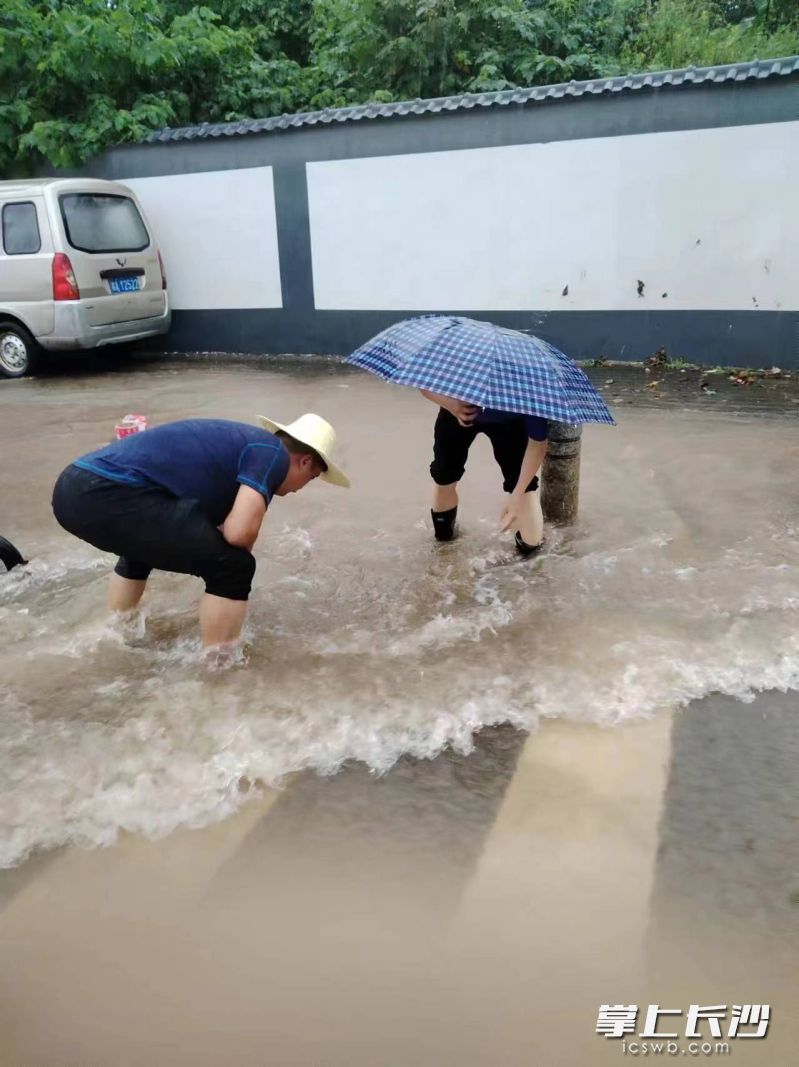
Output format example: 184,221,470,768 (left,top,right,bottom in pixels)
146,55,799,143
